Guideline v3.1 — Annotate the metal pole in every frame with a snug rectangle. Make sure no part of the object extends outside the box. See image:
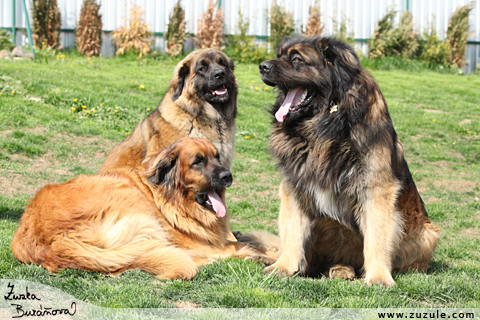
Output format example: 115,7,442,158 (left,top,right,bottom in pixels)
21,0,35,58
12,0,16,45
